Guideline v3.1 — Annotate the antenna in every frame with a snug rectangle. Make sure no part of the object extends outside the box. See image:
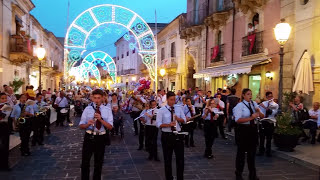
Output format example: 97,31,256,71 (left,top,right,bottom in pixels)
66,0,70,34
154,9,158,92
